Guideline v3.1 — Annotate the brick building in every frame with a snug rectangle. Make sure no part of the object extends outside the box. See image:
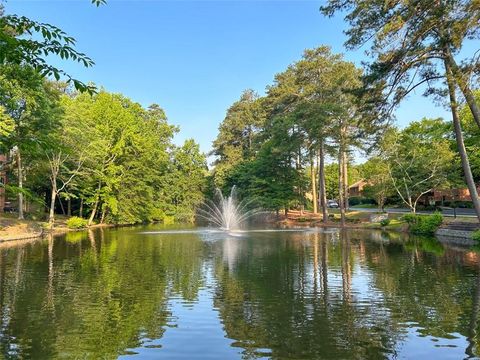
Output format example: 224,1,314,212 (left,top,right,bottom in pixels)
348,180,368,197
427,187,480,205
348,178,479,206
